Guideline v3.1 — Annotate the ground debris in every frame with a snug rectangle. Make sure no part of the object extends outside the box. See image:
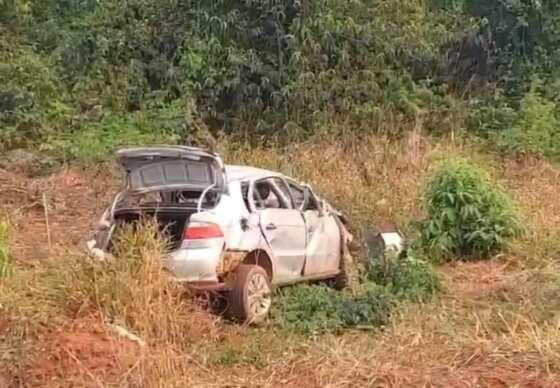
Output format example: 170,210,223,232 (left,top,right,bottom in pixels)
106,322,146,347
